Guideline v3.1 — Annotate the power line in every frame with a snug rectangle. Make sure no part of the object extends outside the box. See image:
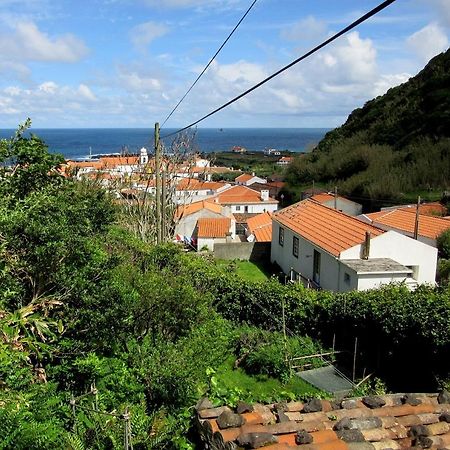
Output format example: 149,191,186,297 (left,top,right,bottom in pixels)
161,0,397,140
161,0,259,128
